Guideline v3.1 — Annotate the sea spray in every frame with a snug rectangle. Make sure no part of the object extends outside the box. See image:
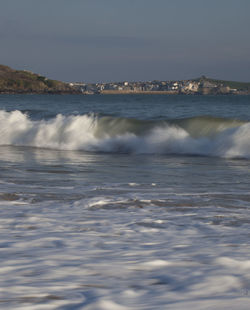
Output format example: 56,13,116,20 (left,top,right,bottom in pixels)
0,110,250,158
